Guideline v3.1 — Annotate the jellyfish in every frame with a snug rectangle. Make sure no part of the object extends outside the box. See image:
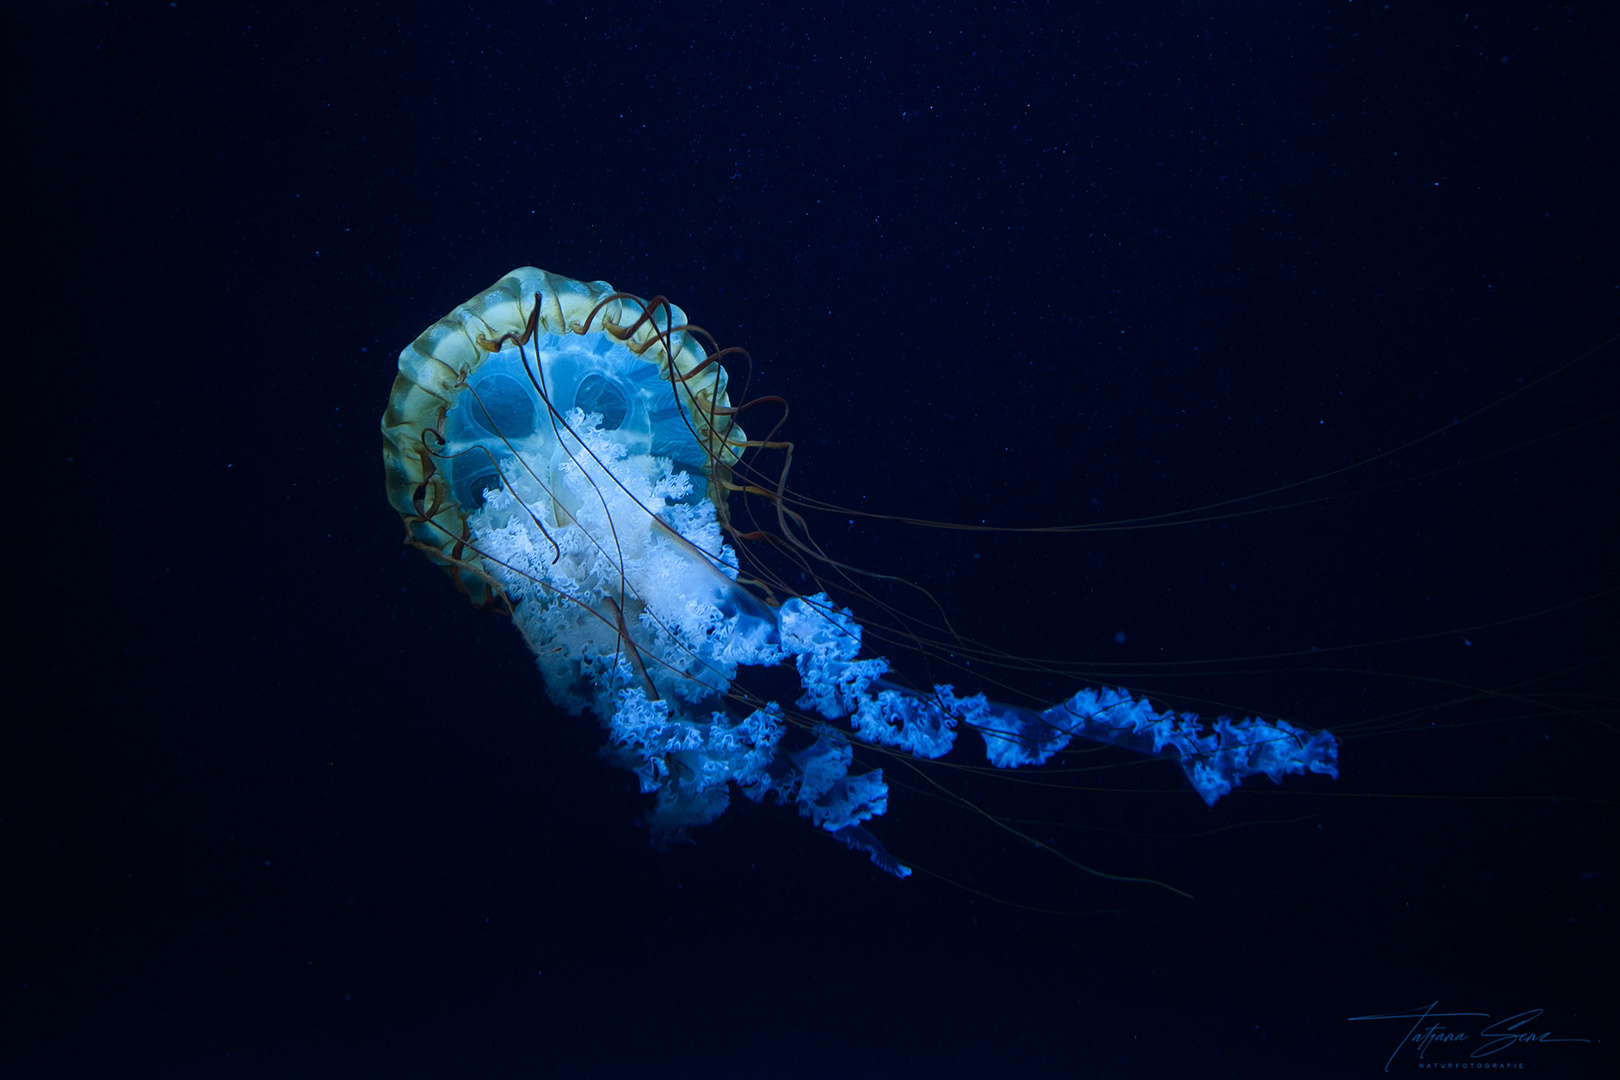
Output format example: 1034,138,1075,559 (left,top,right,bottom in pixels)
380,267,1339,879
